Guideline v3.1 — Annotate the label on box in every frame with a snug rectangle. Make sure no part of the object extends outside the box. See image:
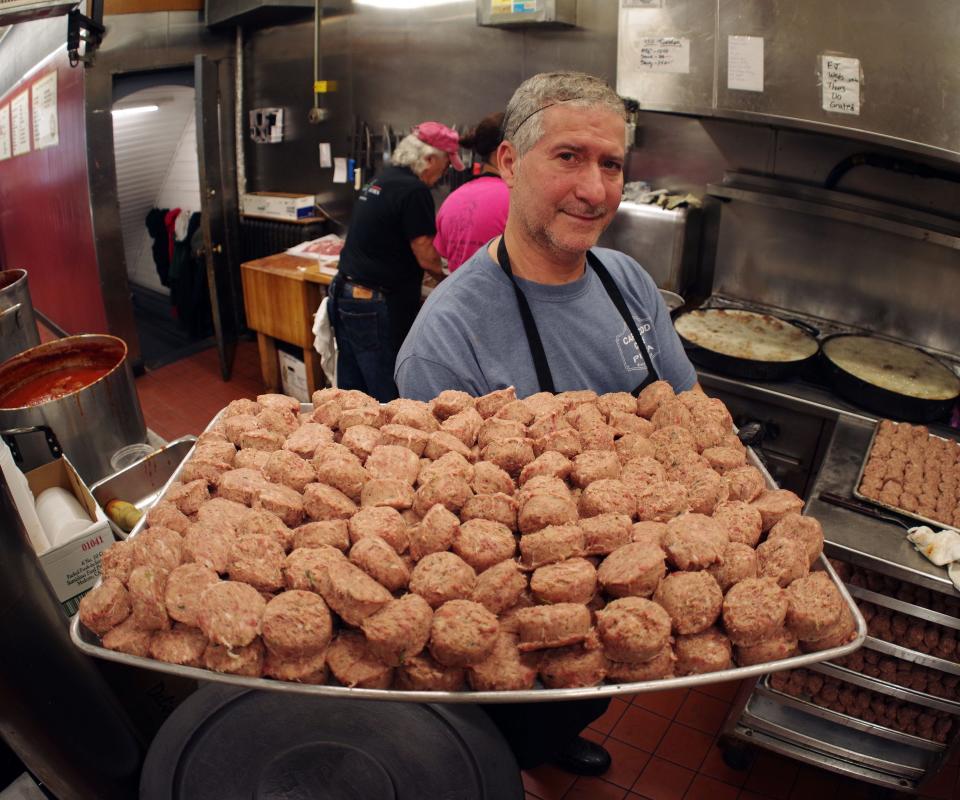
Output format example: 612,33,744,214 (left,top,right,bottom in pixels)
40,521,113,614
